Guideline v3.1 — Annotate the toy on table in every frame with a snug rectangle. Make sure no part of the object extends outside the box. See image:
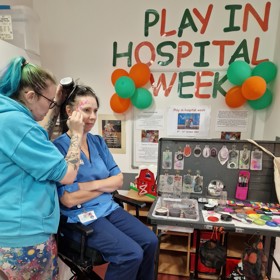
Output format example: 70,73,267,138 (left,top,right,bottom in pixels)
134,168,157,198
